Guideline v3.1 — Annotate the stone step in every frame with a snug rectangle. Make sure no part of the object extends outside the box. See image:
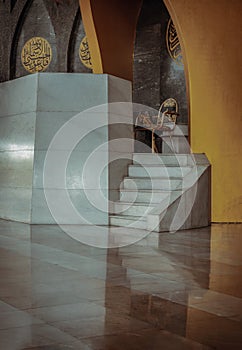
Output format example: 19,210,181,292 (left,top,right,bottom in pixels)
128,165,192,178
123,177,182,190
110,215,146,229
113,201,154,216
109,153,210,232
133,153,190,166
120,189,177,203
